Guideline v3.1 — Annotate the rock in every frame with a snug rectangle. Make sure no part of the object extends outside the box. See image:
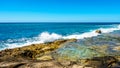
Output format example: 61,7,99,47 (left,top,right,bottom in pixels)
0,62,26,68
57,60,71,66
113,46,120,51
0,61,63,68
0,39,76,61
95,30,102,34
20,50,36,58
19,60,63,68
72,65,84,68
53,43,109,61
84,67,93,68
1,38,120,68
52,42,120,68
36,55,53,61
